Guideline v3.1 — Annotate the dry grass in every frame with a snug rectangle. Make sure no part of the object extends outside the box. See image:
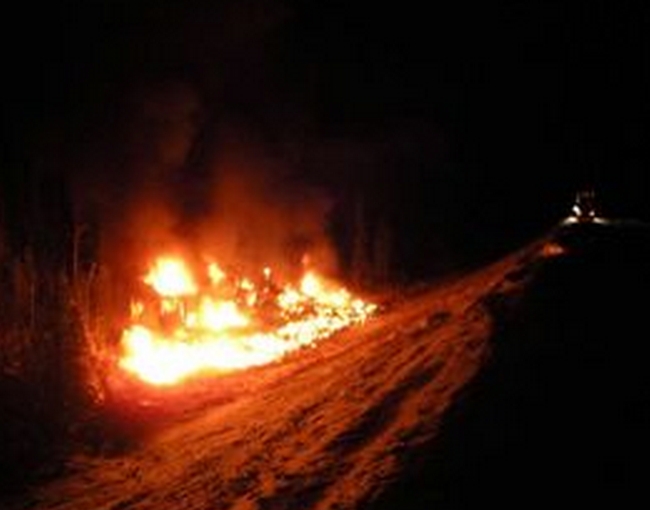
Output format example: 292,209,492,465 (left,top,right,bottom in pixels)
0,249,124,489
